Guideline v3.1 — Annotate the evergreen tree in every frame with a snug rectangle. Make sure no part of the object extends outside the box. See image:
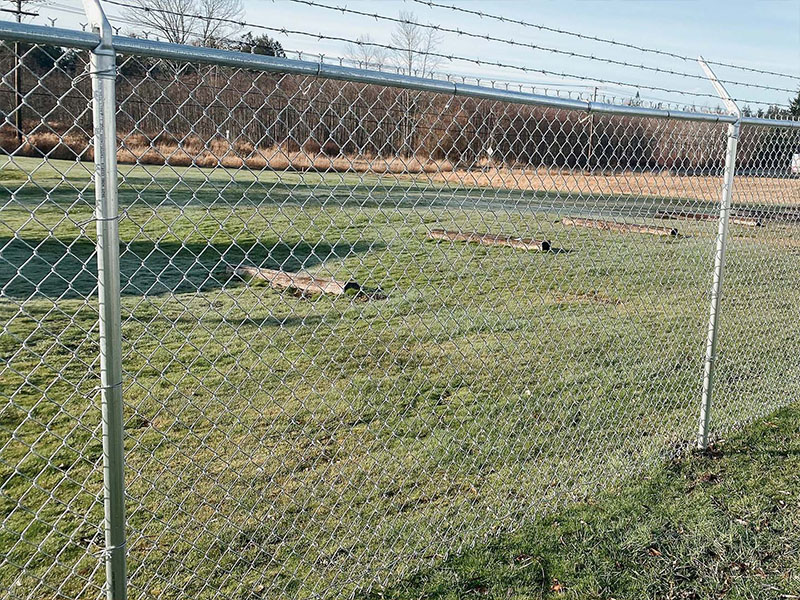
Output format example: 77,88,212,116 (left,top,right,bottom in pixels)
789,89,800,118
238,33,286,58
